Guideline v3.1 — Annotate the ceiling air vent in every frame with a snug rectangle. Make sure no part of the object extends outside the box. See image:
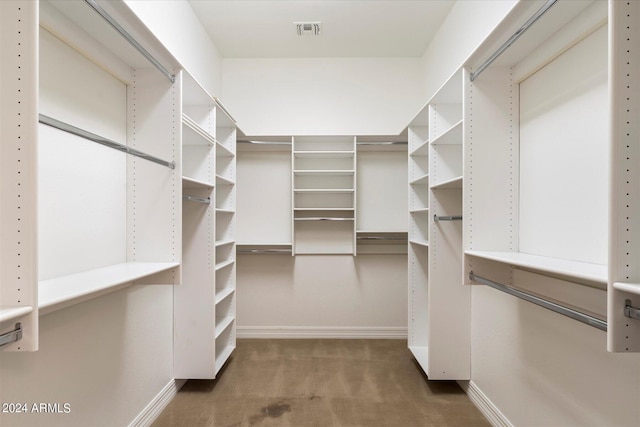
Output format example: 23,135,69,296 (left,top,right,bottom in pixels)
295,22,322,37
